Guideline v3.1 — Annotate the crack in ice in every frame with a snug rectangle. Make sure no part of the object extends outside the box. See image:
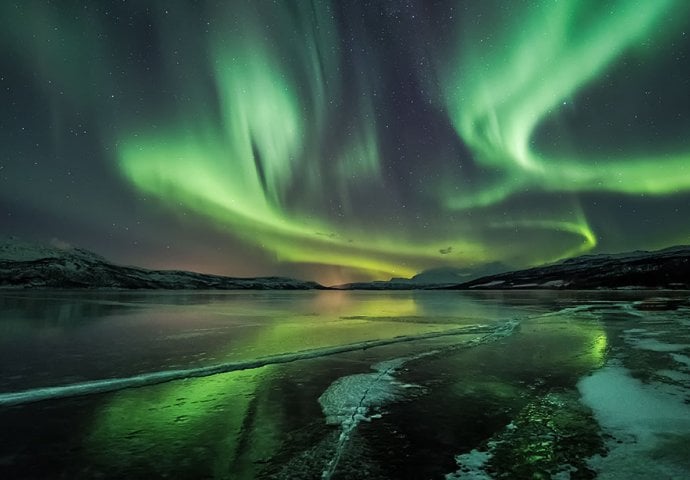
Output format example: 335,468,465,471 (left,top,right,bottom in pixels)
320,319,521,479
0,324,493,407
